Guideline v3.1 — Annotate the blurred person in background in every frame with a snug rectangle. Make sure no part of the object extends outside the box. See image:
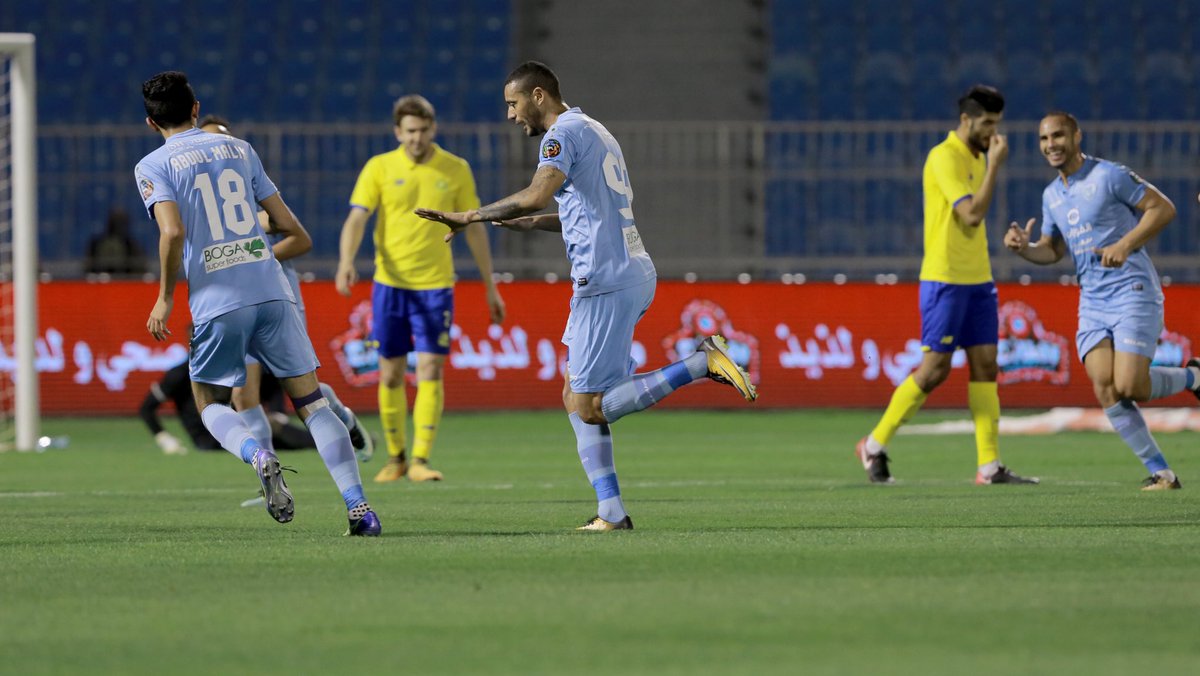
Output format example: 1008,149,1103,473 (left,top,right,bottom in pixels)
85,207,145,275
336,94,505,484
855,85,1039,486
